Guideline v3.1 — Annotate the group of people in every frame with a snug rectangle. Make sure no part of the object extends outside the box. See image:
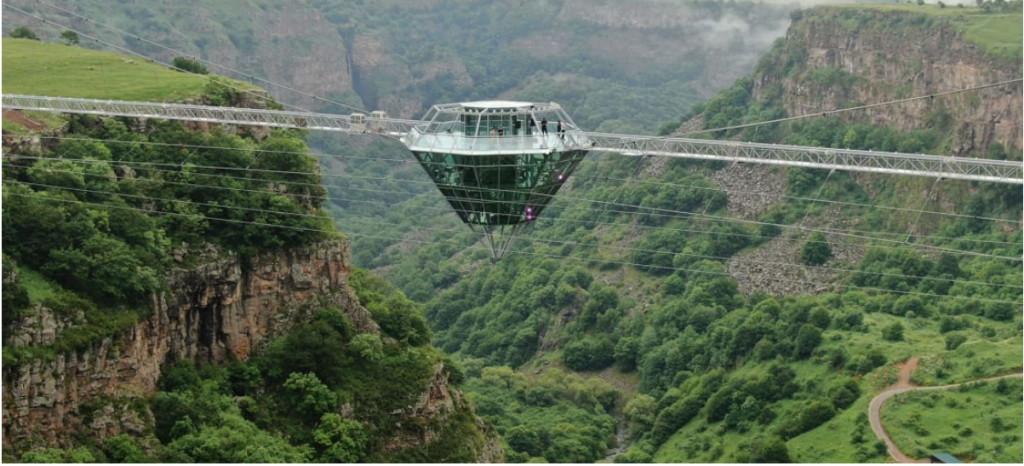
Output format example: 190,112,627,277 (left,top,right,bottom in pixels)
512,117,567,140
